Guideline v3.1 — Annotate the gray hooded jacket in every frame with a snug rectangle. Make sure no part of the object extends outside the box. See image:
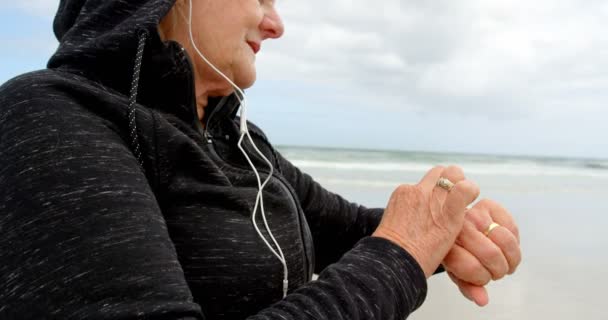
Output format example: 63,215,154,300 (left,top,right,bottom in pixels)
0,0,428,319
